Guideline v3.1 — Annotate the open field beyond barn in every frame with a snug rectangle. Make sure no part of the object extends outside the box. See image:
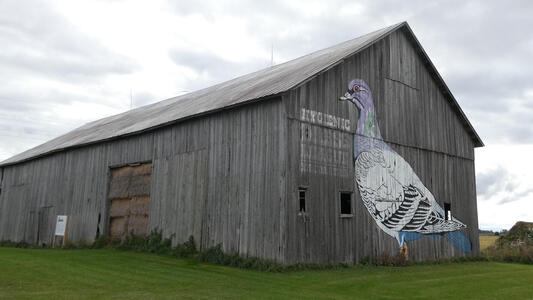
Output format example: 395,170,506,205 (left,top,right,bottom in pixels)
1,248,533,299
480,234,499,251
